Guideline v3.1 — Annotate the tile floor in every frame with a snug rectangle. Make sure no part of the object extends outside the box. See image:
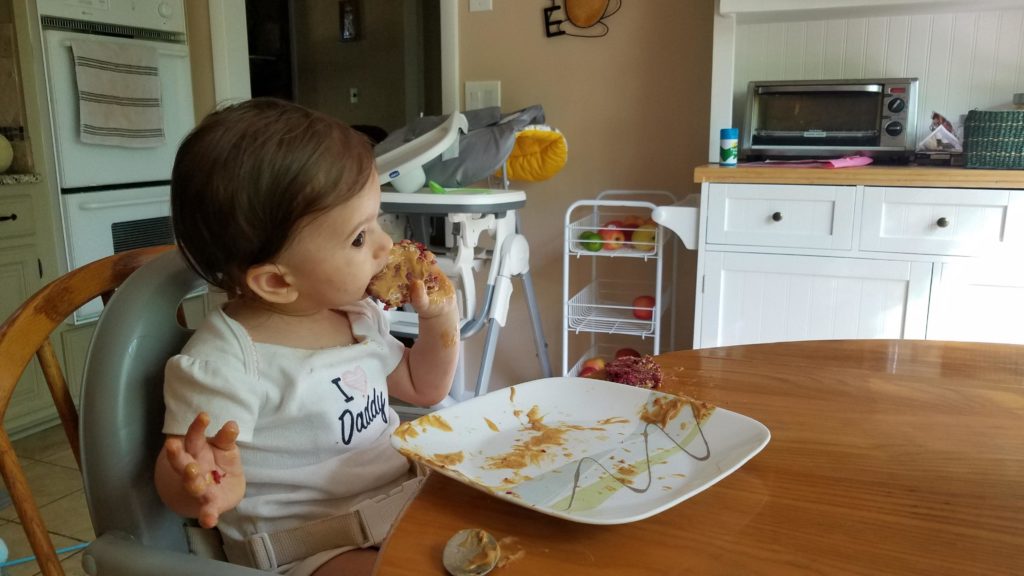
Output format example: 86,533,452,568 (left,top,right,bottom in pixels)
1,425,91,576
